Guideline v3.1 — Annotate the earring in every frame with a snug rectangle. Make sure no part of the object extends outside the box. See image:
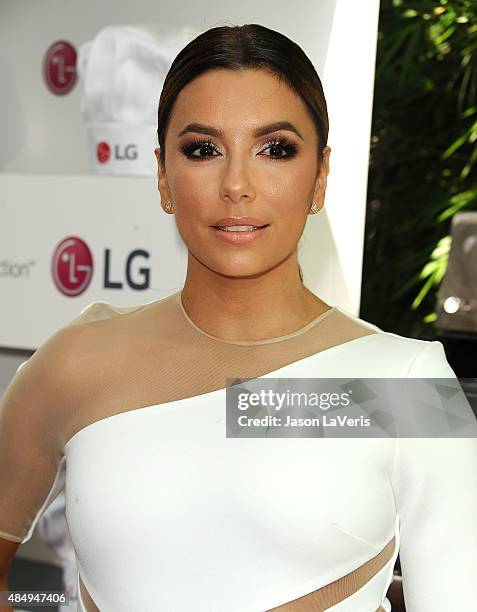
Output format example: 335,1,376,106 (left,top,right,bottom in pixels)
164,200,174,213
310,201,320,214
